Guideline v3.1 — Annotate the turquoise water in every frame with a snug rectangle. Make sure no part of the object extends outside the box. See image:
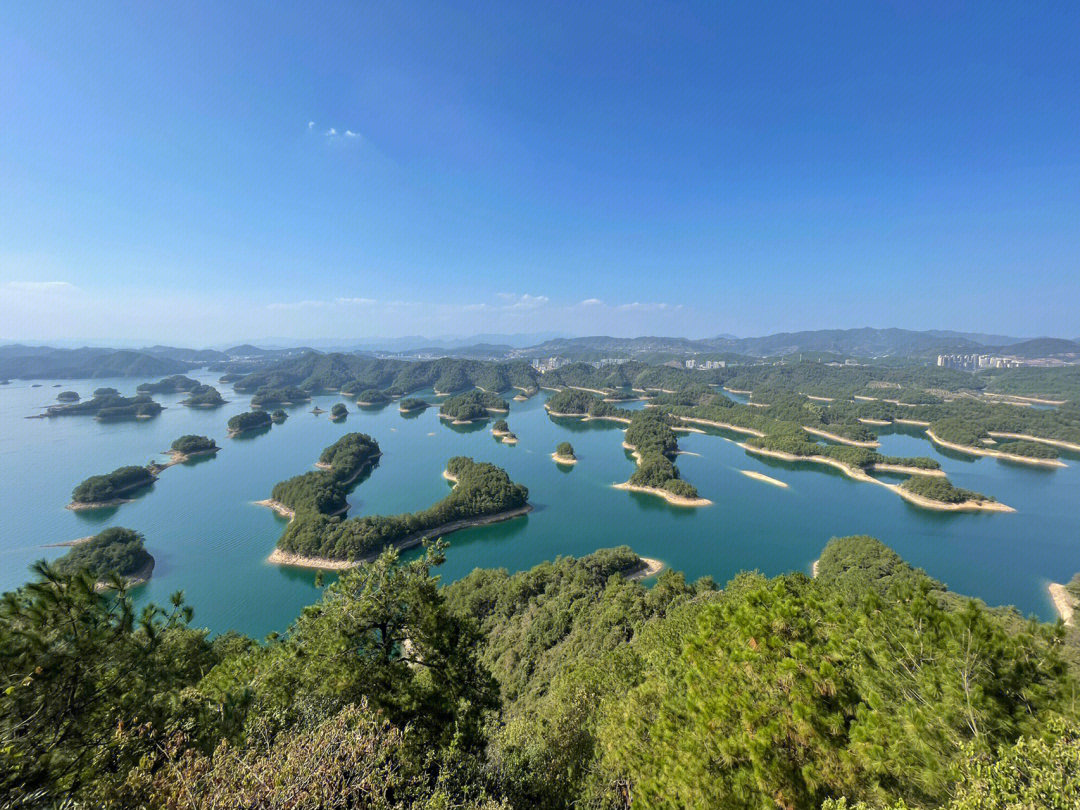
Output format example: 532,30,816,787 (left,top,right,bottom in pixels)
2,374,1078,636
